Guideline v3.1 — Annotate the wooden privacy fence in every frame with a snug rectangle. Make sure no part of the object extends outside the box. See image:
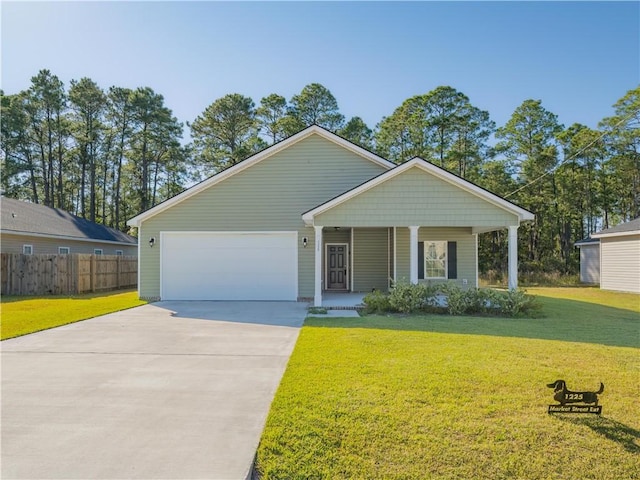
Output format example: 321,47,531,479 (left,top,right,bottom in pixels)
1,253,137,296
